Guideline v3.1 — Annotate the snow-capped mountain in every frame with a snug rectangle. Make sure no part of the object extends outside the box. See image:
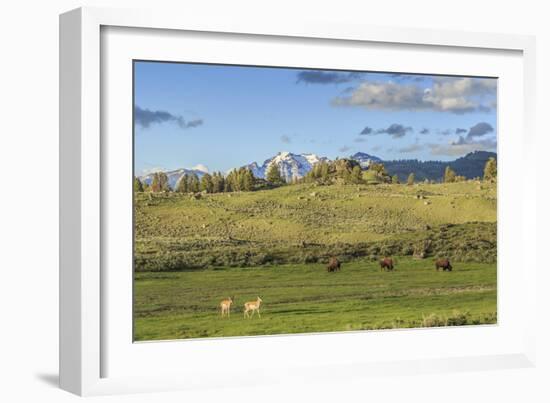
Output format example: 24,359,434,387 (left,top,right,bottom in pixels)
349,152,382,168
245,151,328,182
140,167,207,190
138,150,384,188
